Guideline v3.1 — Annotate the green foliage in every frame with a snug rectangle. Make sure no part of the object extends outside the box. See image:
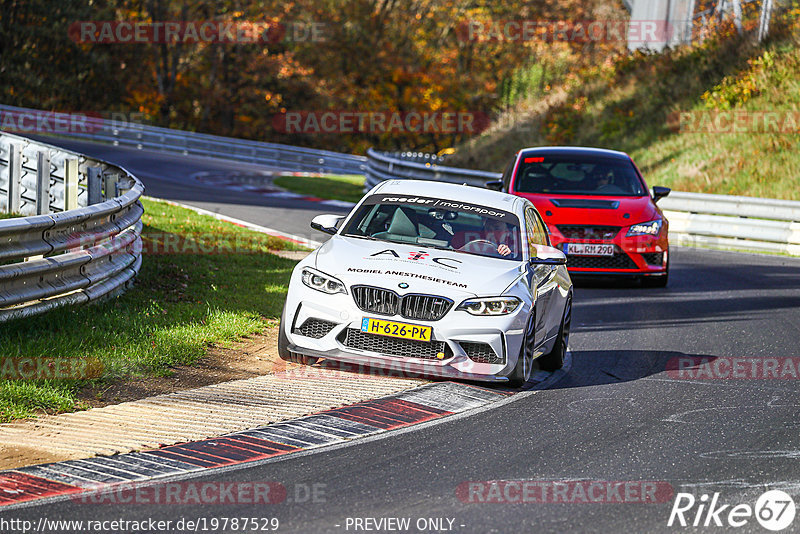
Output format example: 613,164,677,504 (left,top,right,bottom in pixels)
0,0,621,154
453,9,800,200
272,174,365,203
702,51,775,109
0,198,301,422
